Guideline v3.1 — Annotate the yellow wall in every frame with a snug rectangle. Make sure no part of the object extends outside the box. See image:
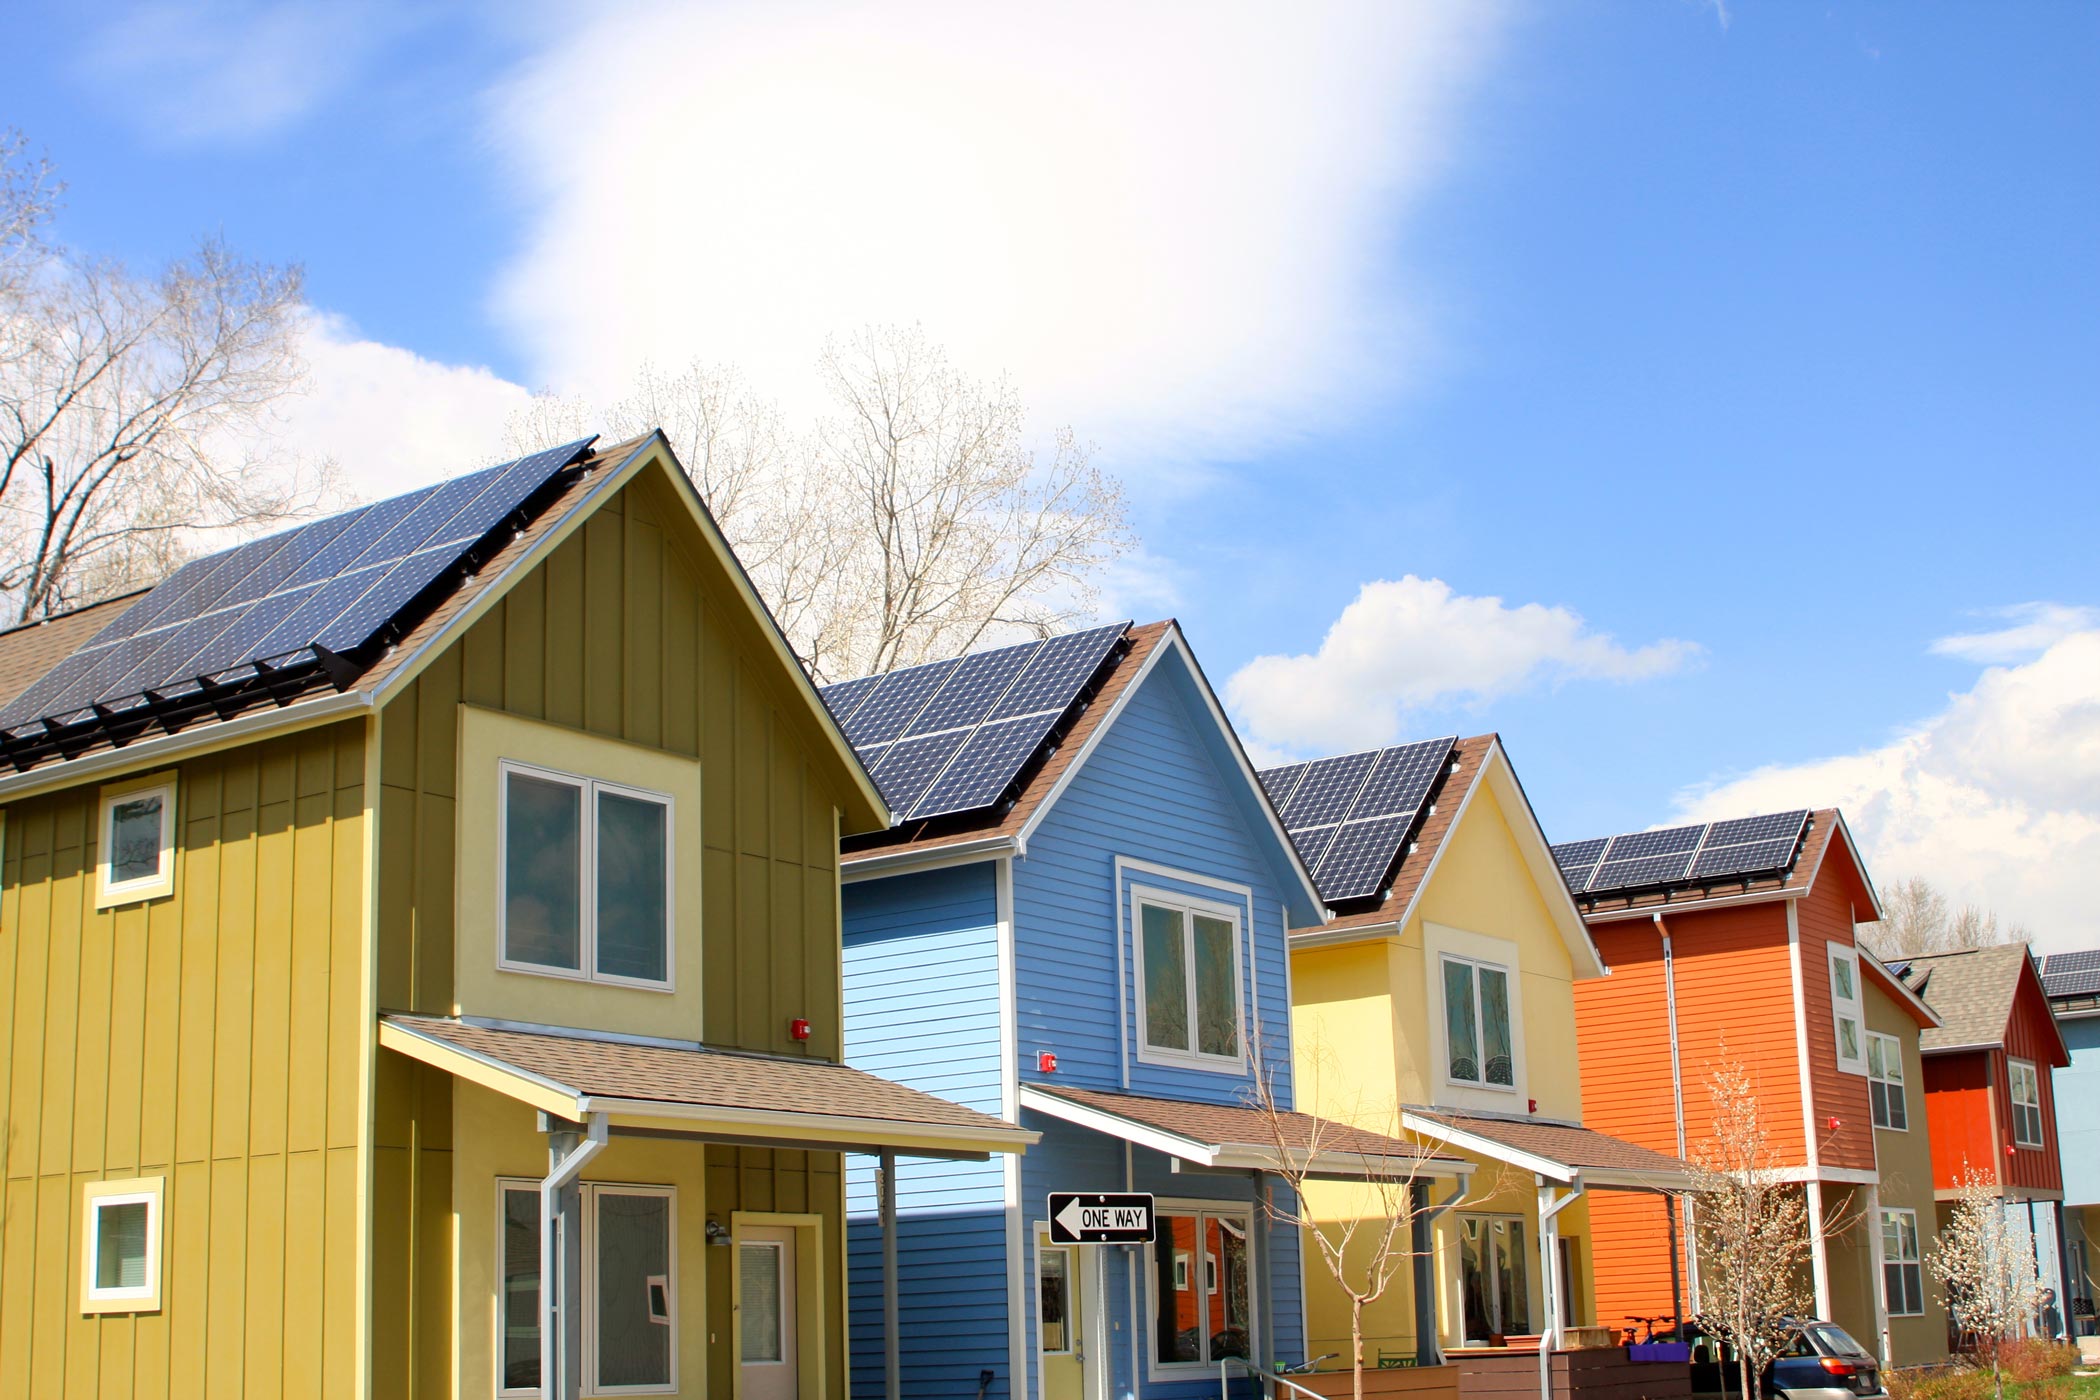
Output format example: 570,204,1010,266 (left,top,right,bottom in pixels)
1864,981,1948,1365
0,721,369,1399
